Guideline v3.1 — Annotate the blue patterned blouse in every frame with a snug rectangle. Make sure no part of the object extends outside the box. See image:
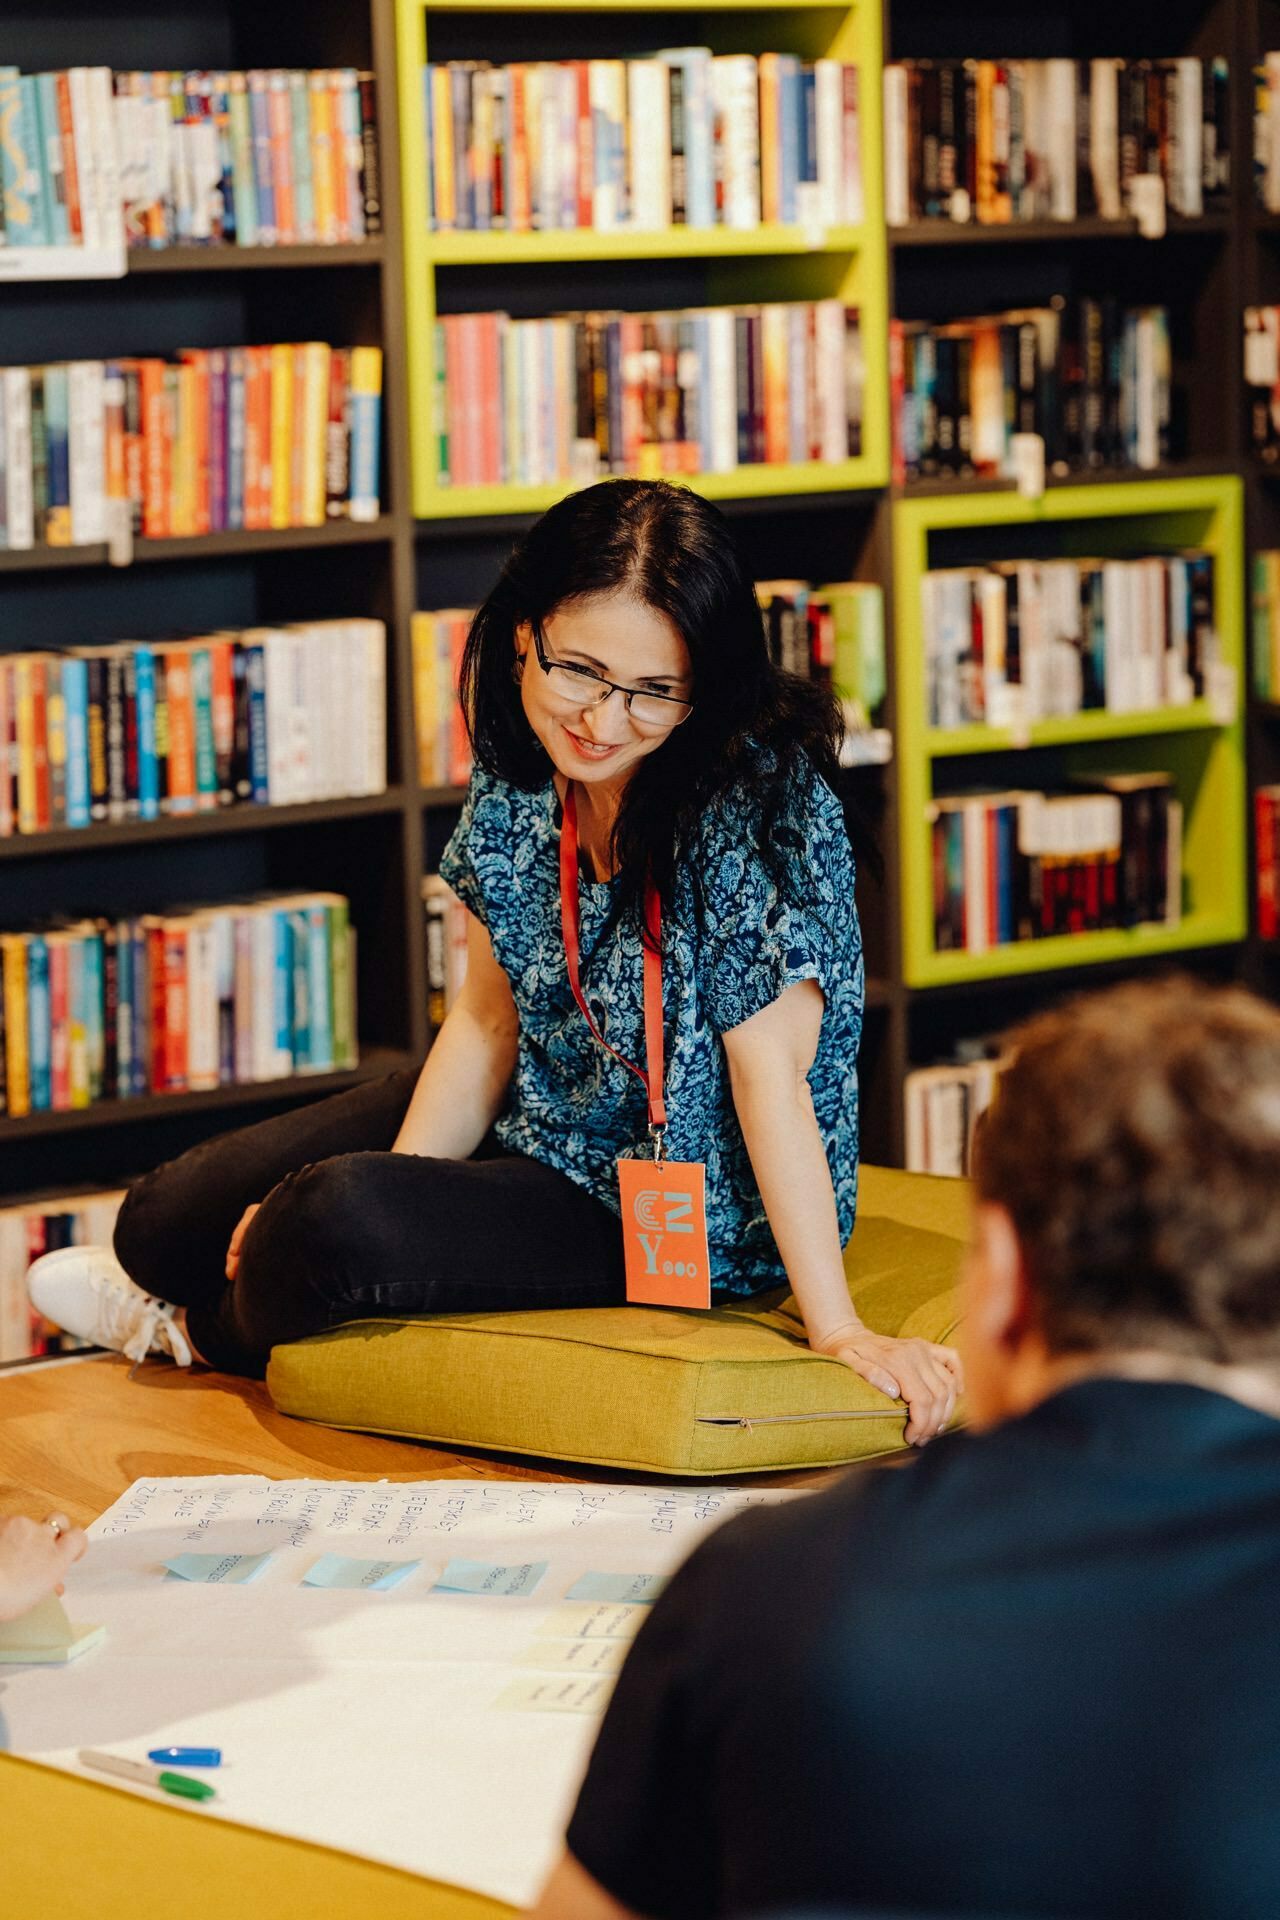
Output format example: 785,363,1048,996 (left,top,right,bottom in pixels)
439,756,863,1296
